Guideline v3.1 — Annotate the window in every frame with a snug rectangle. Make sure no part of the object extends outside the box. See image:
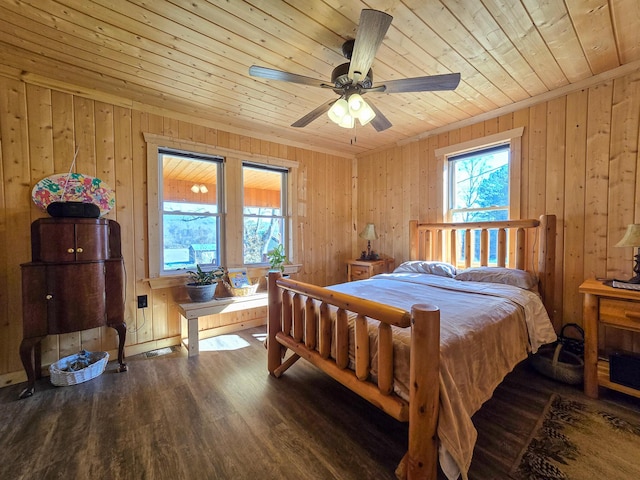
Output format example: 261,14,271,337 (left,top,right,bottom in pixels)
159,148,223,274
242,163,287,264
448,144,510,223
437,128,523,267
145,133,298,283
